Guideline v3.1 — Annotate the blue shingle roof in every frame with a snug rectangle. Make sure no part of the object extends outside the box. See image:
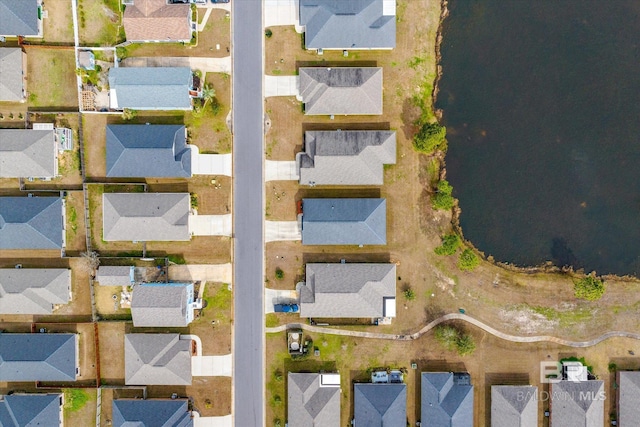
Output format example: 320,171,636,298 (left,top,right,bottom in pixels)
0,333,77,382
109,67,192,110
0,0,39,37
112,399,193,427
302,198,386,245
354,383,406,427
300,0,395,49
106,124,191,177
0,196,63,250
421,372,474,427
0,394,62,427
